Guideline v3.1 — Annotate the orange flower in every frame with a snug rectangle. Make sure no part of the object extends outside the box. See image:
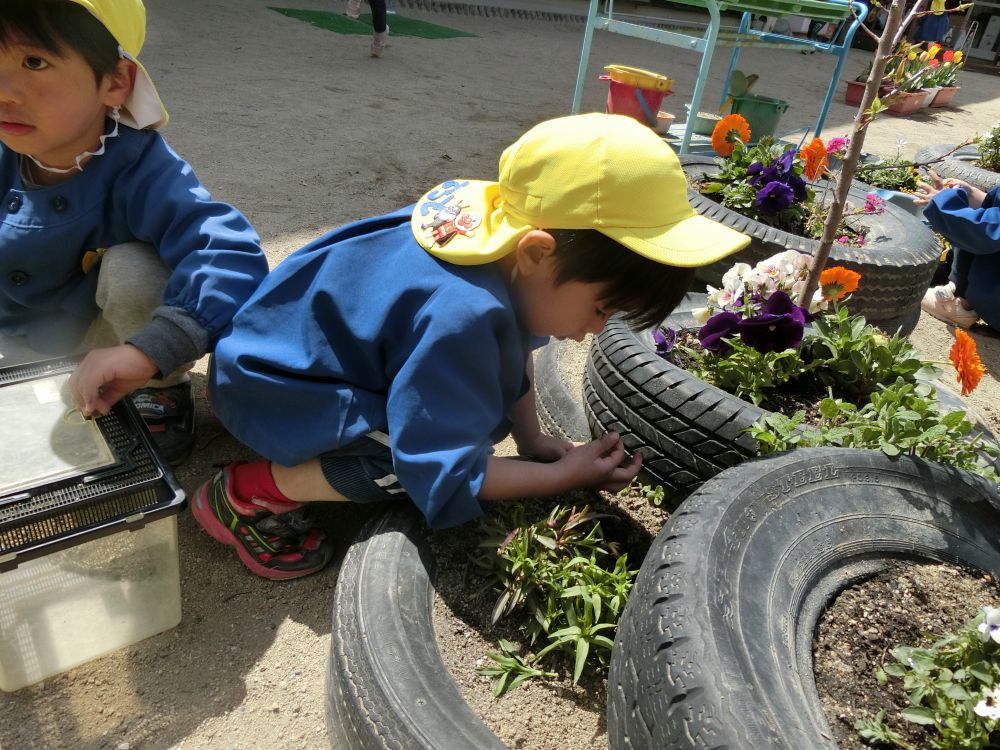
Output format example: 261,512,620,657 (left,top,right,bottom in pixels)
711,114,751,157
819,266,861,301
799,137,829,181
949,329,986,396
943,49,955,62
